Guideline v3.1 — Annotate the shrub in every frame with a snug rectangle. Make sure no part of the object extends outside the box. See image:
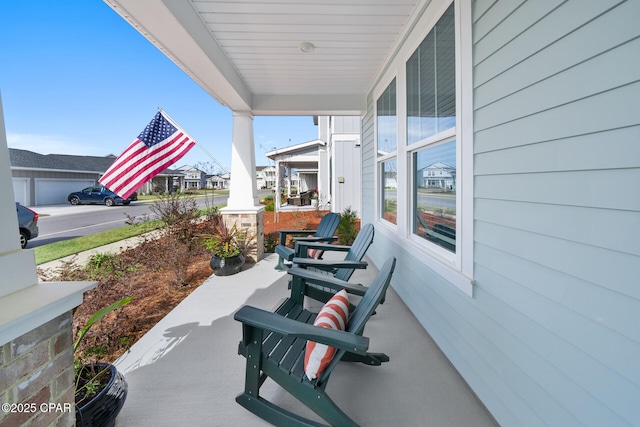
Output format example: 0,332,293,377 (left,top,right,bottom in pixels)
85,252,137,281
150,193,201,244
337,207,359,245
146,193,215,286
263,232,278,253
